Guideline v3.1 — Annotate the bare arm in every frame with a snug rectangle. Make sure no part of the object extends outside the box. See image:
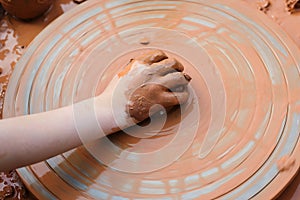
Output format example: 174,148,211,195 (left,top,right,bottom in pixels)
0,96,114,171
0,50,191,171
